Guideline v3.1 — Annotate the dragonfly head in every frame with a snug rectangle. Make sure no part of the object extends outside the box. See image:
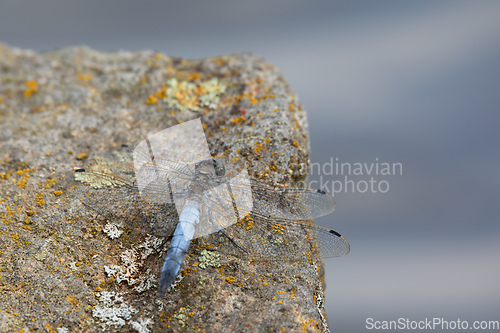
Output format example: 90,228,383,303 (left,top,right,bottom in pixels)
194,158,226,178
